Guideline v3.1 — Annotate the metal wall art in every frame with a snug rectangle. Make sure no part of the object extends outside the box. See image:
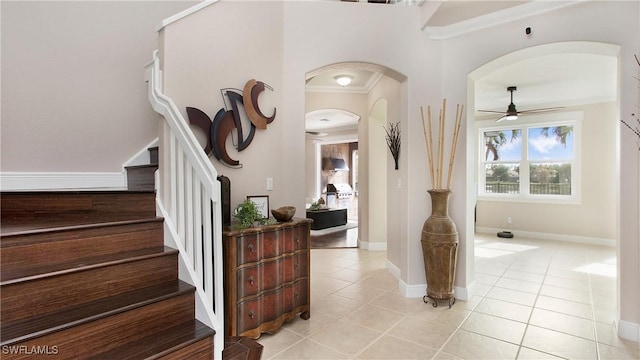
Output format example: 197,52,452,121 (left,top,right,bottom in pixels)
187,79,276,168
